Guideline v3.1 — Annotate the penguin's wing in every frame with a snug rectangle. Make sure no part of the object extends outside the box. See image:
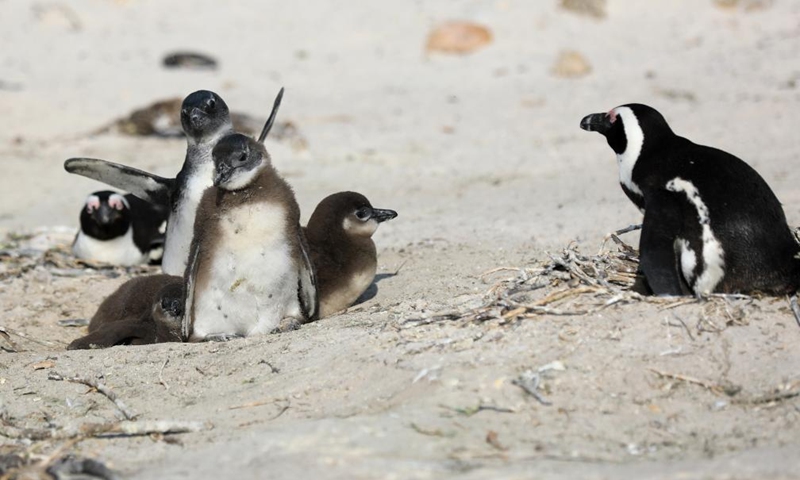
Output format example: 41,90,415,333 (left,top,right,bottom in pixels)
639,190,691,296
66,319,155,350
297,228,319,321
65,158,175,208
182,245,200,341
